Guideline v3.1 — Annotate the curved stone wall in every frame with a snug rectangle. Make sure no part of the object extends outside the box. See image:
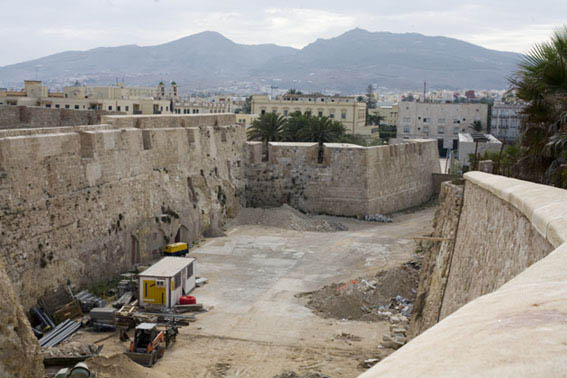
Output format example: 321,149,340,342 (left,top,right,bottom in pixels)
361,171,567,377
